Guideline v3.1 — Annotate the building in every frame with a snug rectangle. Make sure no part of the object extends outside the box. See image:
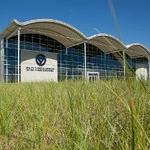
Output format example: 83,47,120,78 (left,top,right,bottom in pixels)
0,19,149,83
